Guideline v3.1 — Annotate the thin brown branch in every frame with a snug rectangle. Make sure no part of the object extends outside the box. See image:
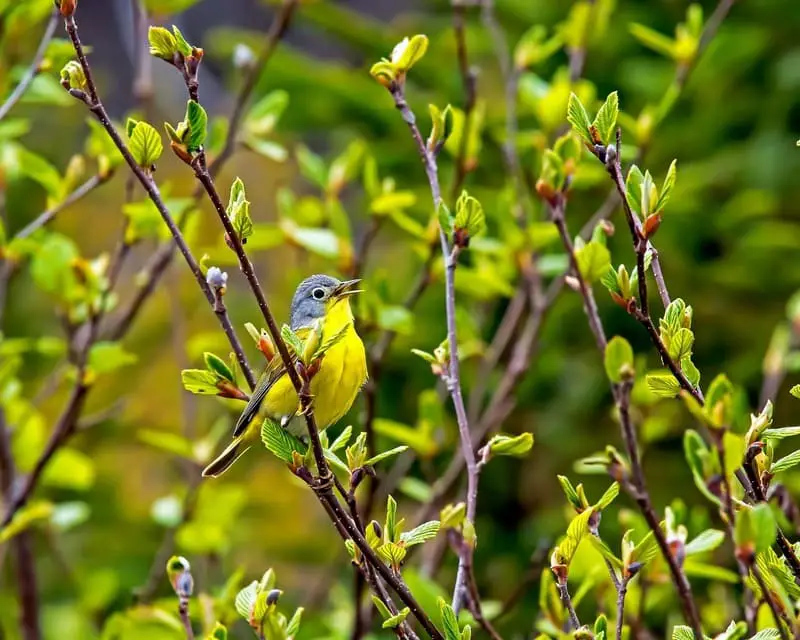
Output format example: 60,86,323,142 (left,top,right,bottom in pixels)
0,10,59,121
555,577,580,630
450,0,478,201
388,82,477,615
547,191,704,637
615,576,629,640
